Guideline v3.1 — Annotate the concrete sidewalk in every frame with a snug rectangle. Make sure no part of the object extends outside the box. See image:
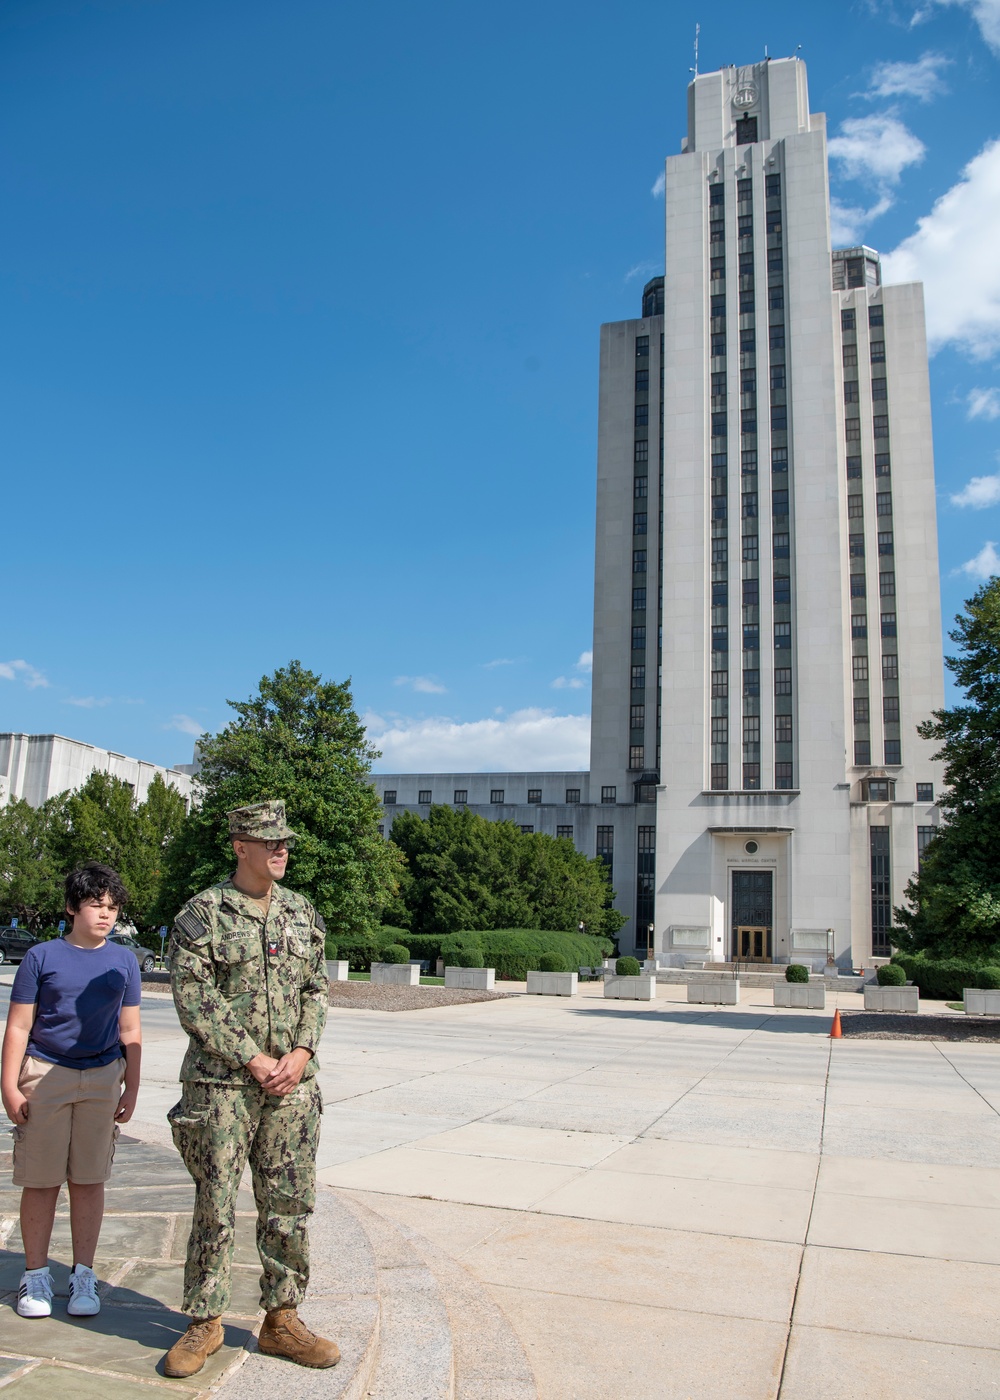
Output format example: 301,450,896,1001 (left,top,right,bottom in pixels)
0,982,997,1398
